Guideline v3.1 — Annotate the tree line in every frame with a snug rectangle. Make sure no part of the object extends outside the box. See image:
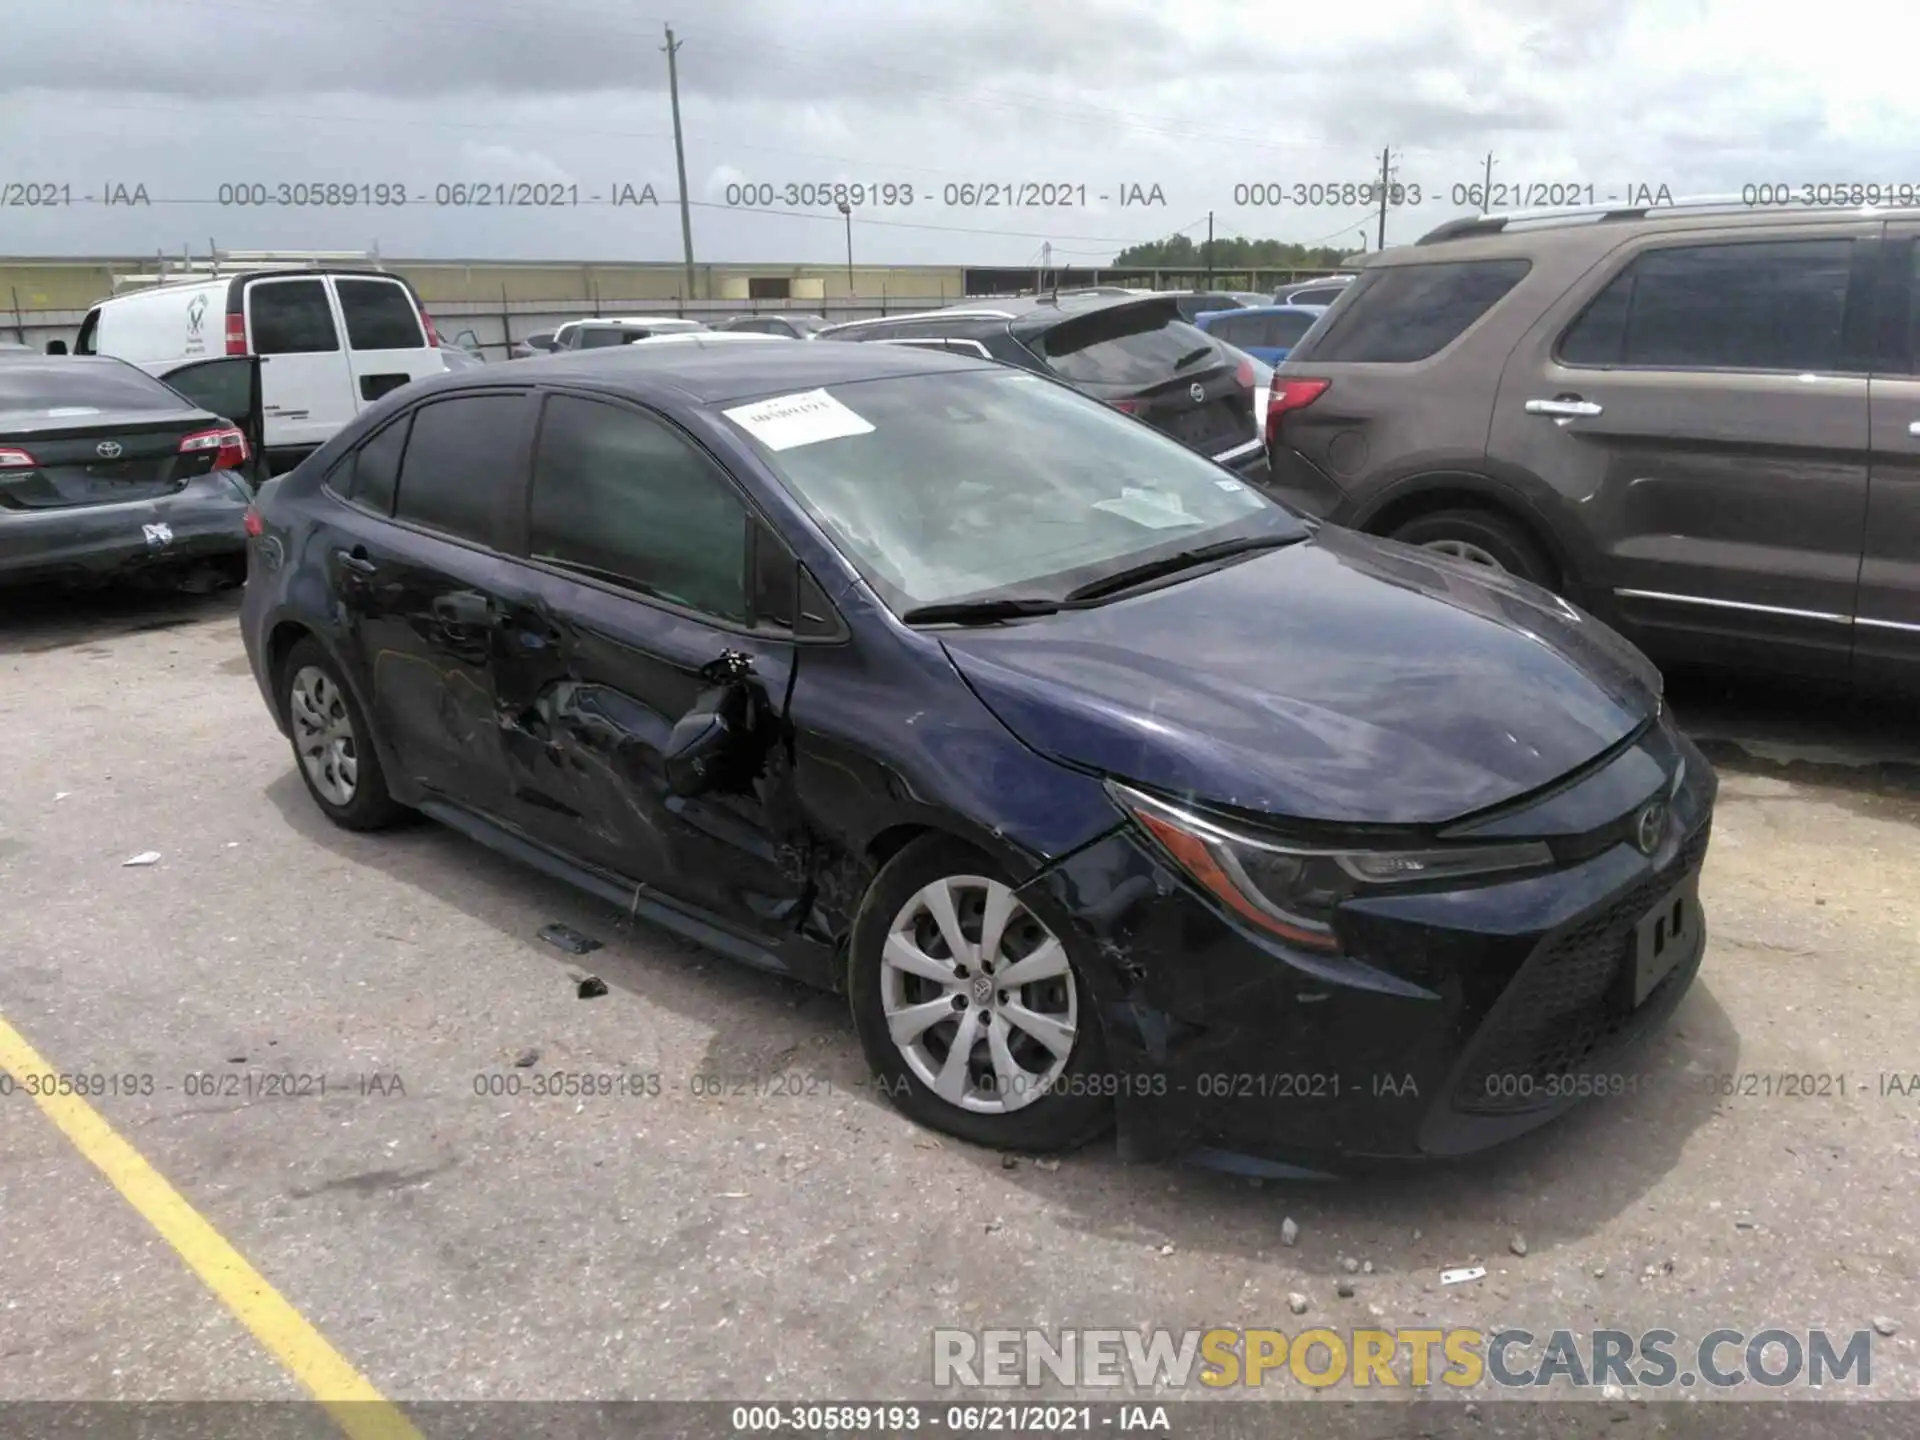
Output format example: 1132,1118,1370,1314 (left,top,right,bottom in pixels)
1108,233,1354,270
